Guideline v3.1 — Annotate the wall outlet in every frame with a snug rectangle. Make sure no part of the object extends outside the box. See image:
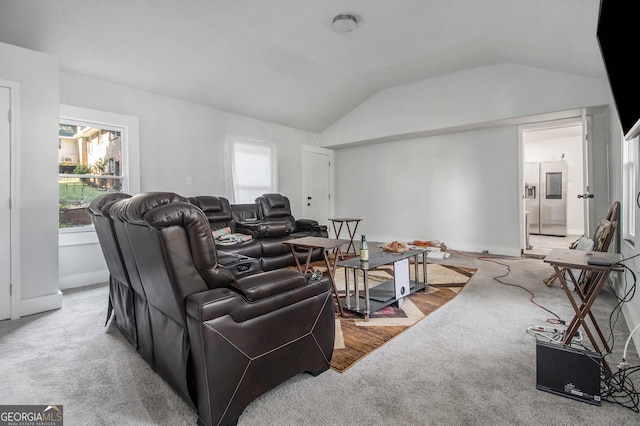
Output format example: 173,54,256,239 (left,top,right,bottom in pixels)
186,176,193,185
